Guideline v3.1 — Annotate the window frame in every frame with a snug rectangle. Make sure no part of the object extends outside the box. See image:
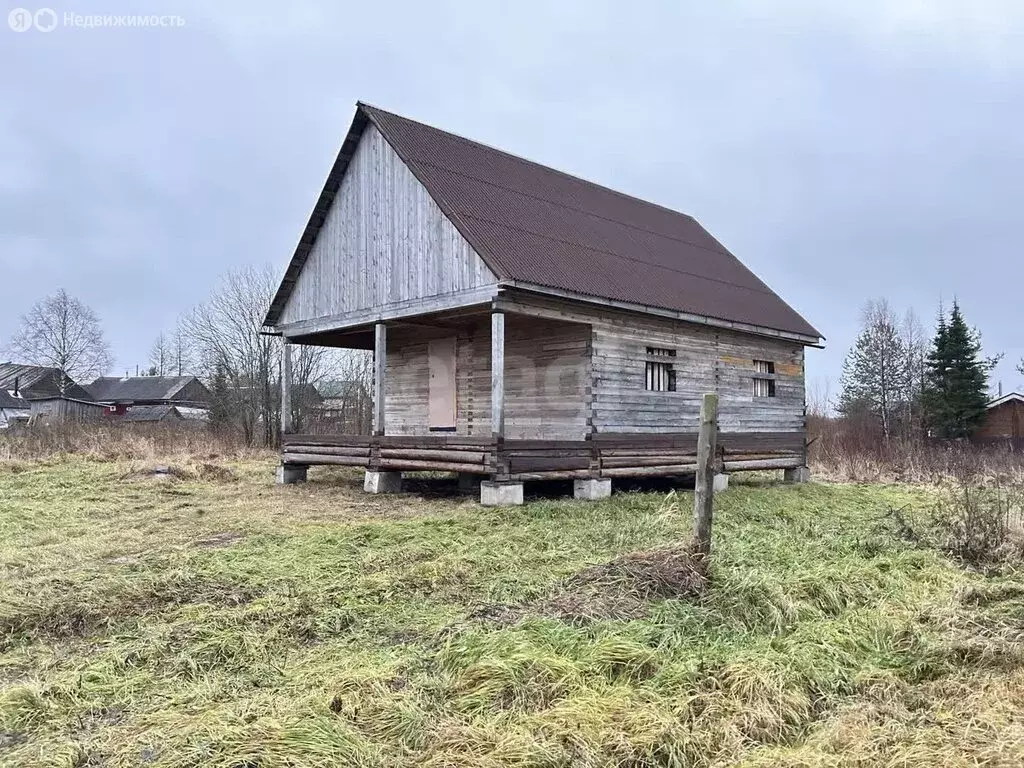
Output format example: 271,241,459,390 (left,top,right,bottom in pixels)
644,346,677,392
752,359,777,398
